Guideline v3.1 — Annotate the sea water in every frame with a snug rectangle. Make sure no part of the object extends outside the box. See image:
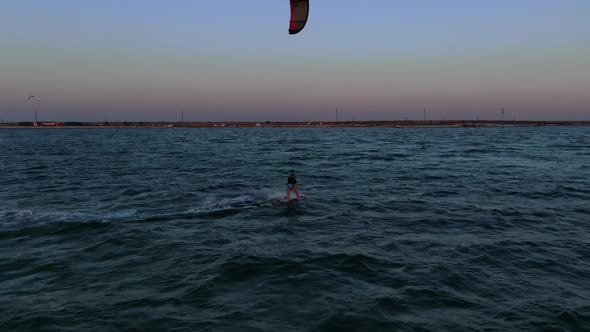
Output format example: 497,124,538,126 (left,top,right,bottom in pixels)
1,126,589,331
